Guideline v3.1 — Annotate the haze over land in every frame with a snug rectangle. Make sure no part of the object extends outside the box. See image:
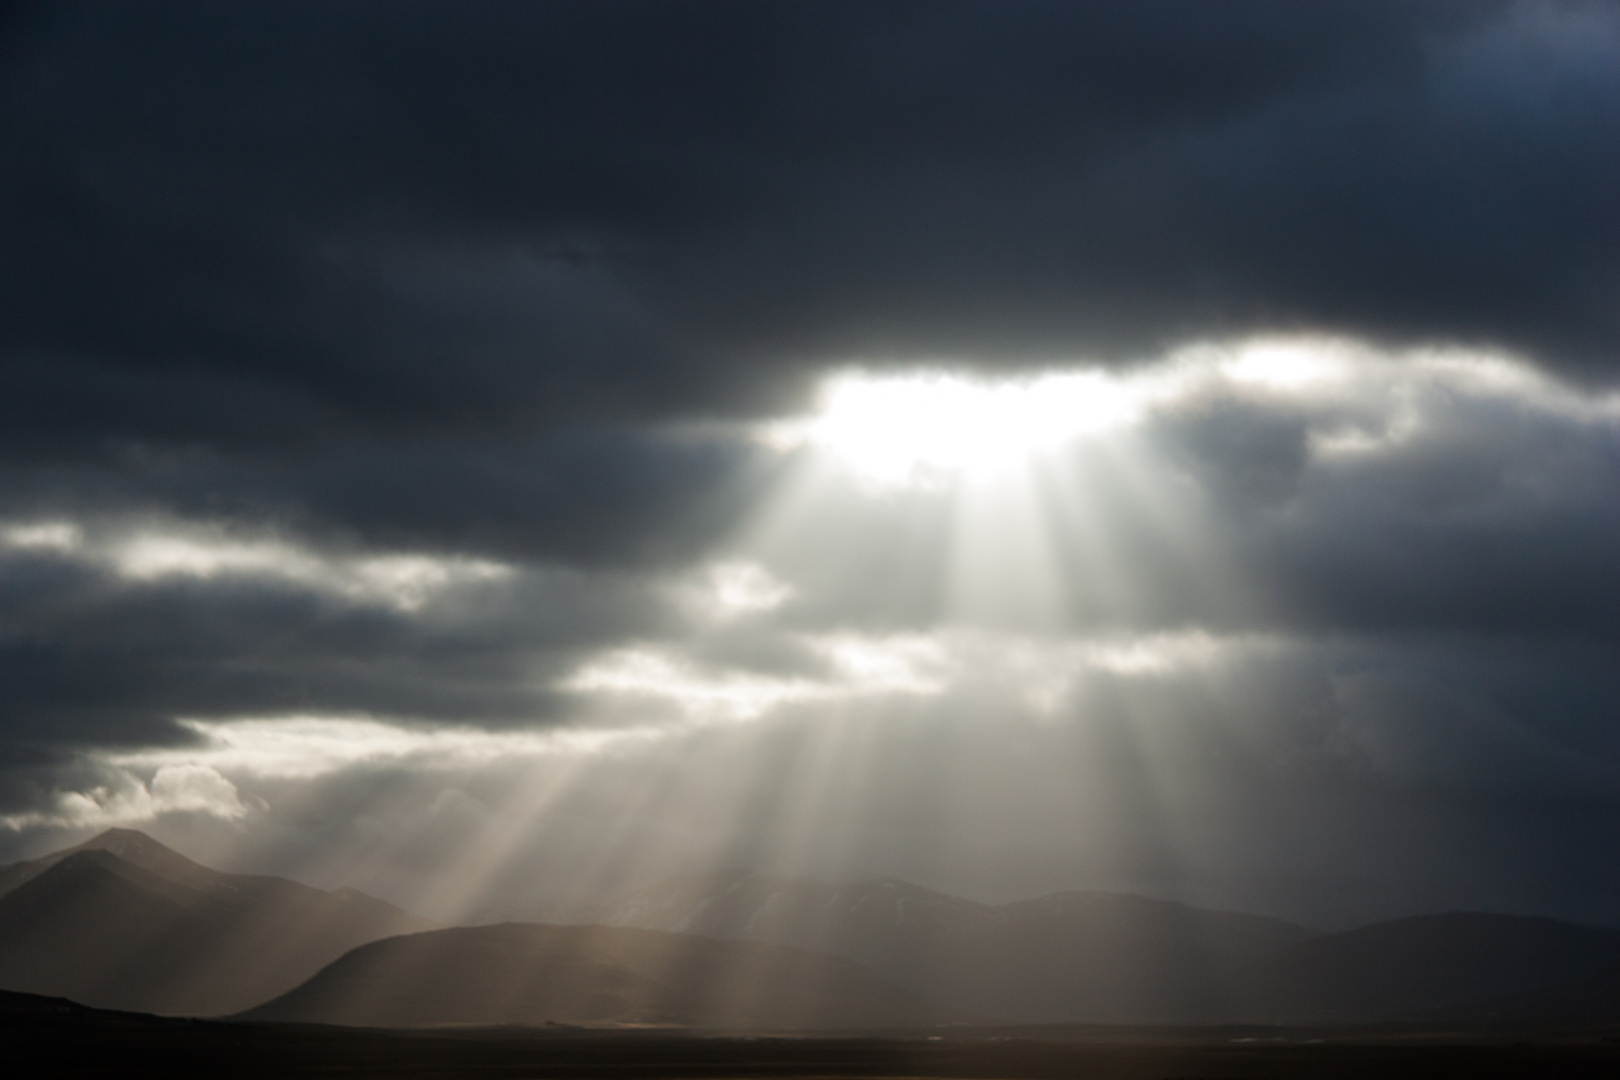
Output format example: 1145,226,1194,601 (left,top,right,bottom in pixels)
4,829,1619,1030
0,828,428,1015
0,0,1617,971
